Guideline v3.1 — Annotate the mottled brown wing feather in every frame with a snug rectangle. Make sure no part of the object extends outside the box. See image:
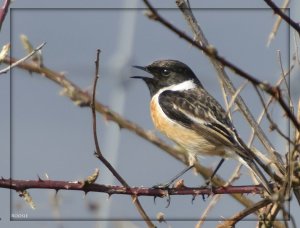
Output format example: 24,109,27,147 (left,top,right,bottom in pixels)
159,89,237,147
